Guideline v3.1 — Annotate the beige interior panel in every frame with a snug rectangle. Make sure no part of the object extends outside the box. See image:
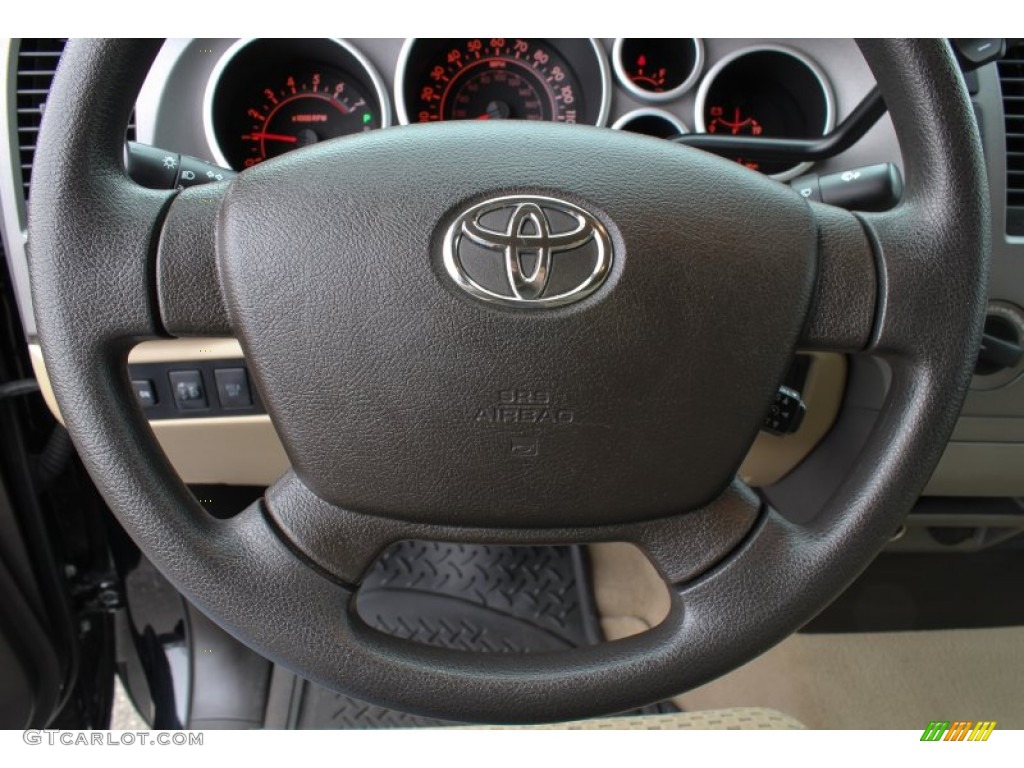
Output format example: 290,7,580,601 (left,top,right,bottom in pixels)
738,352,847,486
30,337,246,424
589,542,671,640
676,627,1024,729
454,707,804,730
29,343,61,423
147,416,290,487
31,340,846,487
127,337,245,363
923,441,1024,496
591,544,1024,728
31,339,289,486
